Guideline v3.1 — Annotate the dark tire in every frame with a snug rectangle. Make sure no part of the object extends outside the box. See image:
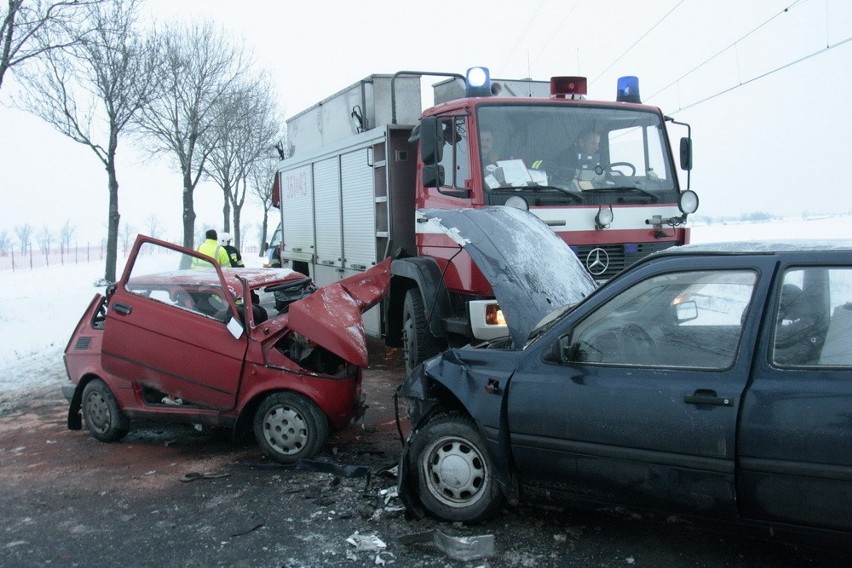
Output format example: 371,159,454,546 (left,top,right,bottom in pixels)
81,379,129,442
409,414,503,523
253,392,329,464
402,289,443,375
